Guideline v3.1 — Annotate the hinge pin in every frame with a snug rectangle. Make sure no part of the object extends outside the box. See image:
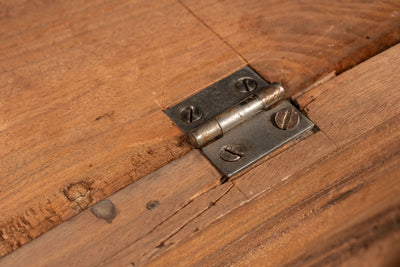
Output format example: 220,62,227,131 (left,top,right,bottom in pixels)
189,82,285,148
